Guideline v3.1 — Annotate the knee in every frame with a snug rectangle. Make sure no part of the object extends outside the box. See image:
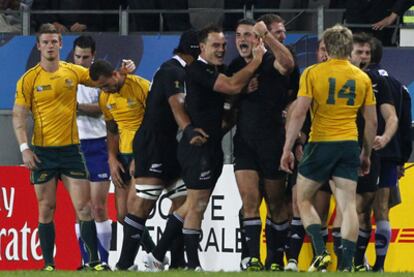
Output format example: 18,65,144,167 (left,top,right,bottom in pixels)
374,207,388,221
91,203,107,221
186,198,208,216
196,199,209,213
267,200,283,215
297,198,311,212
38,202,56,221
358,212,372,229
241,194,260,216
75,202,92,220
